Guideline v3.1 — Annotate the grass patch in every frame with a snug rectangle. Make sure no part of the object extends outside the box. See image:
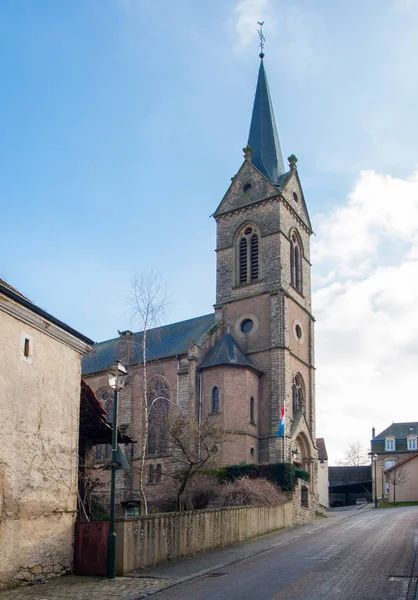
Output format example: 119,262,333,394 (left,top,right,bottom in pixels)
377,501,418,509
